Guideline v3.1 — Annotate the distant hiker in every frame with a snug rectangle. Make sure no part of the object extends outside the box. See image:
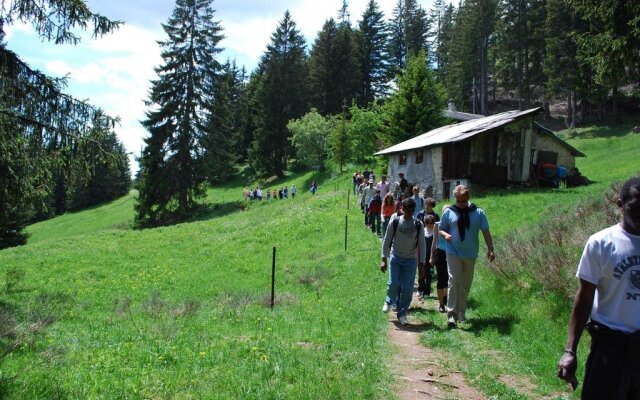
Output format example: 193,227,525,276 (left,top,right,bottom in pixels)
431,205,451,313
363,179,377,227
368,189,383,236
266,190,271,201
380,197,426,326
310,180,317,195
381,193,396,235
256,187,262,201
283,186,288,198
398,172,408,196
395,193,407,214
419,214,436,299
438,185,495,328
272,189,277,200
557,176,640,397
243,187,249,200
352,171,359,195
376,175,390,198
278,188,283,199
290,185,297,199
363,168,370,181
410,186,424,218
